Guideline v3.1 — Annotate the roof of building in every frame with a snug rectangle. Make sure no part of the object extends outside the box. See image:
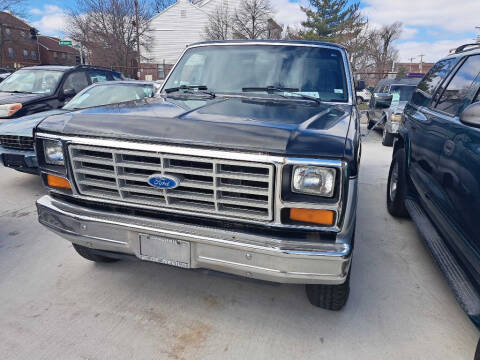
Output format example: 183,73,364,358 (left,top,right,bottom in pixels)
38,36,79,55
0,11,32,30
